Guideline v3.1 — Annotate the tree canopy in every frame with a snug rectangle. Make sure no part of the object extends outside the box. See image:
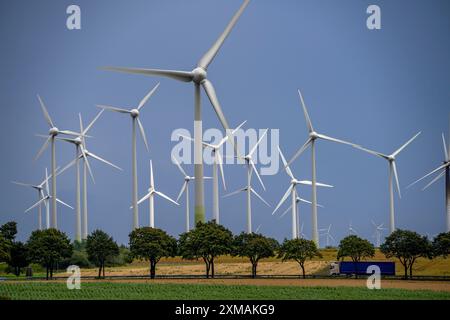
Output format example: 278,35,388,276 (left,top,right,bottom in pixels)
380,229,432,279
337,235,375,278
129,227,177,279
26,228,73,279
432,232,450,258
86,229,119,278
179,221,233,278
278,238,322,278
0,221,17,242
232,232,278,278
